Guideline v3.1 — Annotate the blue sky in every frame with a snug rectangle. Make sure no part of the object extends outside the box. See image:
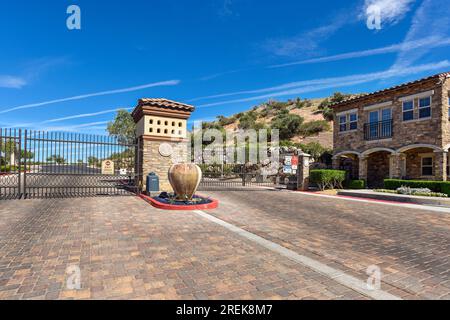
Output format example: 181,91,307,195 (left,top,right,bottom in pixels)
0,0,449,133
